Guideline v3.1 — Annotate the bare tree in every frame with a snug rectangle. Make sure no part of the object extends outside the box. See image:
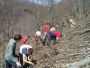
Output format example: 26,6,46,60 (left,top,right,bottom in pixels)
0,0,10,39
11,0,18,37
